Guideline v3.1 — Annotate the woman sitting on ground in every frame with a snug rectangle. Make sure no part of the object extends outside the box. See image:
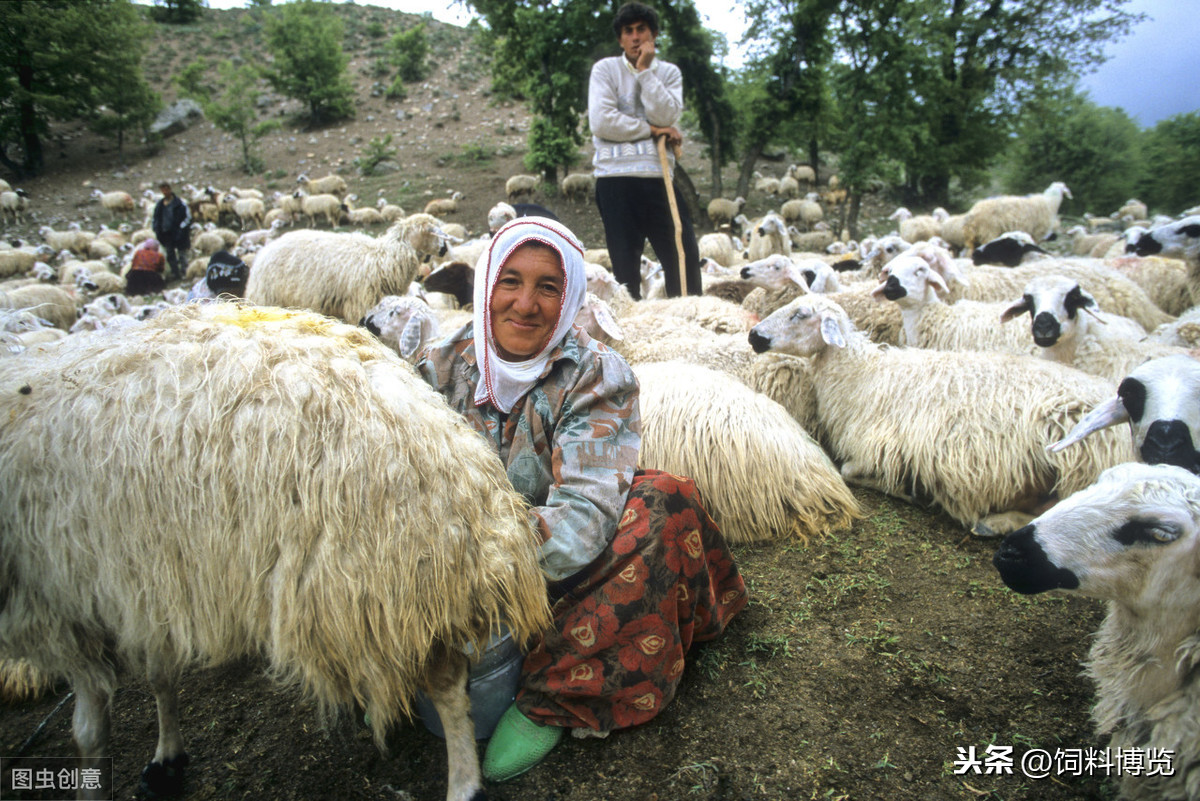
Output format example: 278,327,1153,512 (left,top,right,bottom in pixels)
417,216,747,782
